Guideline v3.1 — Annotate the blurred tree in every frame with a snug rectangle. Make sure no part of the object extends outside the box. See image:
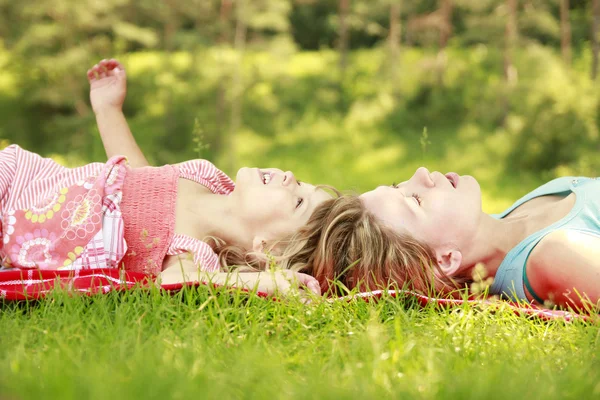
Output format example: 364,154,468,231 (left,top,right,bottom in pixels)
406,6,445,47
226,0,293,169
560,0,572,65
0,0,598,179
338,0,350,78
1,0,152,157
403,0,452,85
592,0,600,79
216,0,234,156
520,0,560,46
388,0,402,94
228,0,248,171
504,0,518,87
437,0,454,85
289,0,337,49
